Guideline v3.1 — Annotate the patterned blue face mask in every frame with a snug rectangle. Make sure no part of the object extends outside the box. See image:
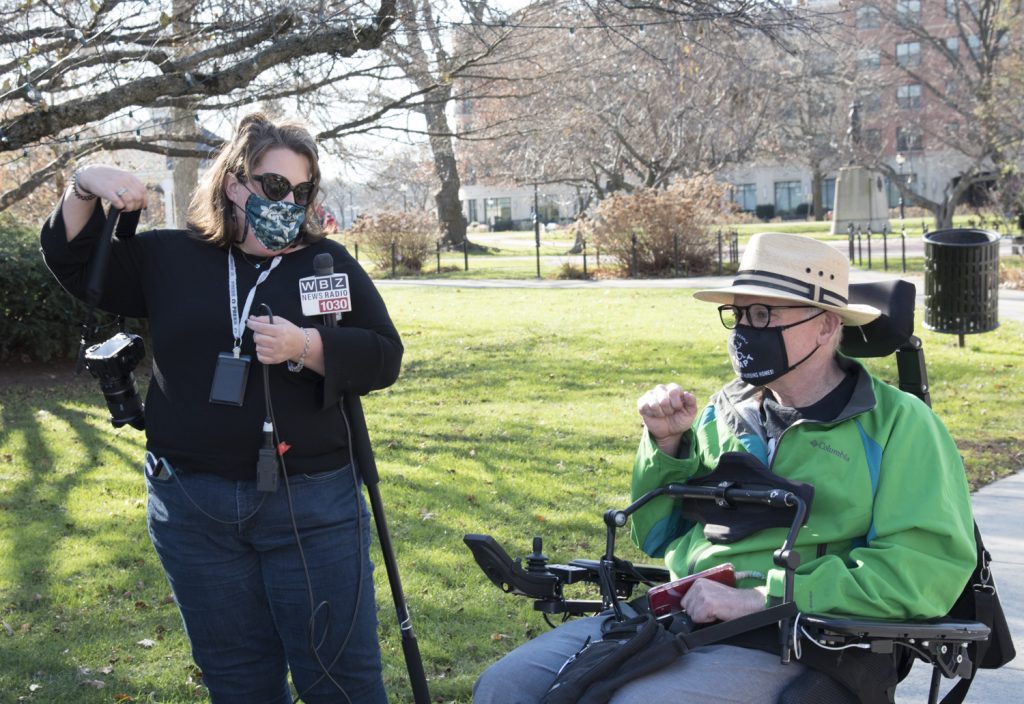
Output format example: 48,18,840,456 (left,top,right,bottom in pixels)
241,188,305,251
